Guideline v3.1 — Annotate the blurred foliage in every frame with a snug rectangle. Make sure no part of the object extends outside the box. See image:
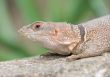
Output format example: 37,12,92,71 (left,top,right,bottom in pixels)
0,0,109,61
